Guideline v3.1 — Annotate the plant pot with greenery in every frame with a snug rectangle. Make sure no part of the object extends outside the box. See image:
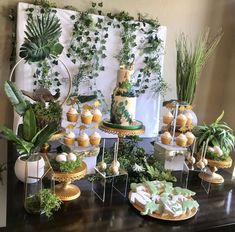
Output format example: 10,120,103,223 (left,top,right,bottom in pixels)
194,111,235,183
0,81,58,182
24,189,61,217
